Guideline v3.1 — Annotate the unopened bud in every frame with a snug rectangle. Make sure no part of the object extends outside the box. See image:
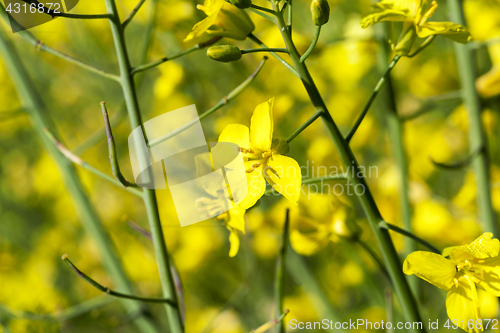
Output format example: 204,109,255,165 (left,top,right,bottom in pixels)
311,0,330,26
207,45,242,62
394,25,417,56
271,138,290,155
230,0,252,9
332,218,362,240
